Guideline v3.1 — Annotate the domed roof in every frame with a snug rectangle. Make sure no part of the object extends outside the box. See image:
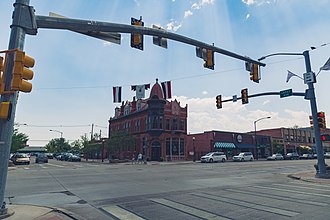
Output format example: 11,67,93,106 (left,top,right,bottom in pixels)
149,79,164,99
